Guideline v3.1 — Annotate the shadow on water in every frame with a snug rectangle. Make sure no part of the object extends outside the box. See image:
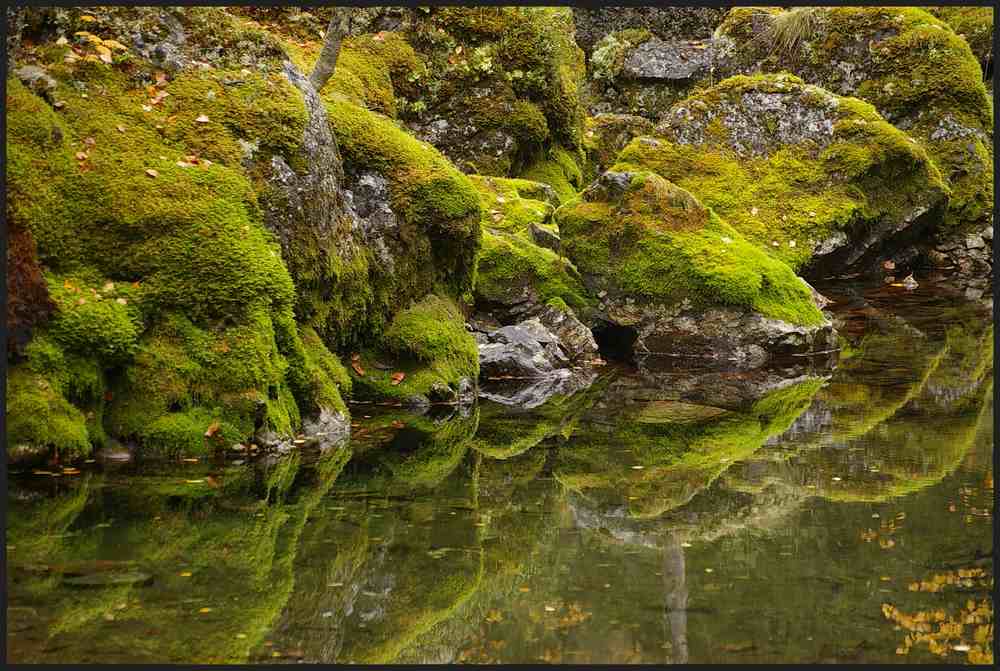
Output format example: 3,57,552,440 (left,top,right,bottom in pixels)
7,279,994,664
